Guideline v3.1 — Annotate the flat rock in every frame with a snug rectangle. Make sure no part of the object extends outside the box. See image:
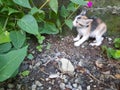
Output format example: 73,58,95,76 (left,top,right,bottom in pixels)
57,58,75,75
